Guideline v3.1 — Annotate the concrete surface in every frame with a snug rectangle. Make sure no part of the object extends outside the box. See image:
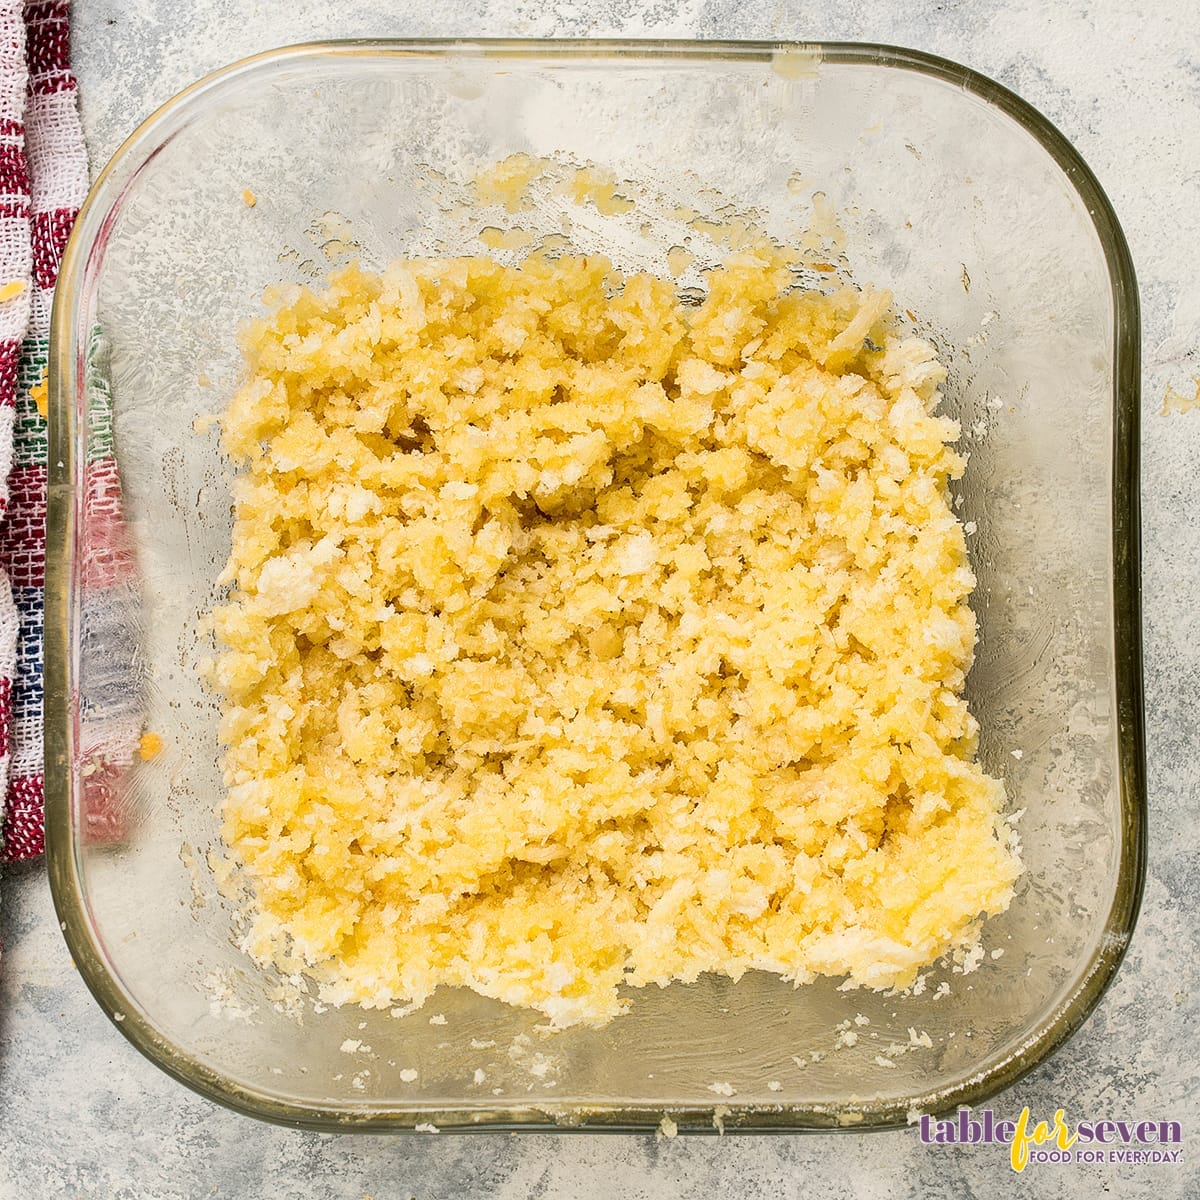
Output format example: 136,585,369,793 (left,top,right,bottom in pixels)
2,1,1197,1197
